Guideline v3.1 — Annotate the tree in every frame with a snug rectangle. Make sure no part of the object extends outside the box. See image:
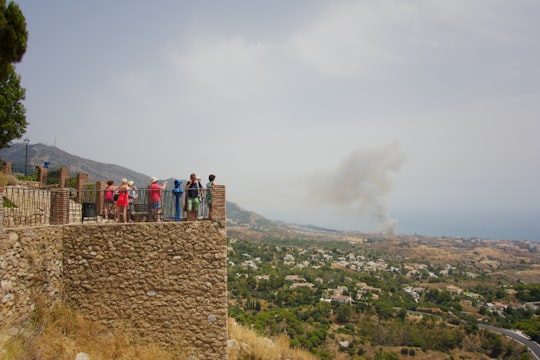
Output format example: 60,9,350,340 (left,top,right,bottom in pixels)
335,303,352,323
0,0,28,80
0,64,27,149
